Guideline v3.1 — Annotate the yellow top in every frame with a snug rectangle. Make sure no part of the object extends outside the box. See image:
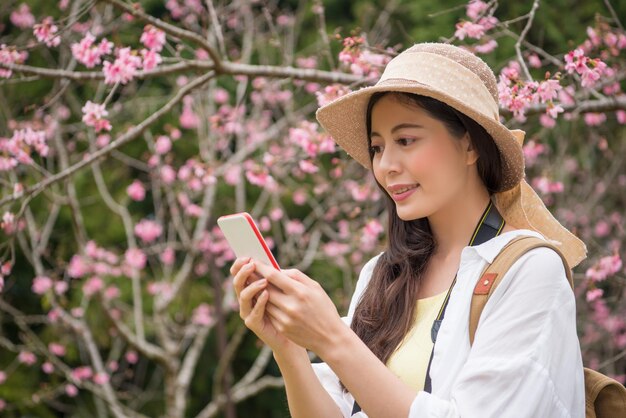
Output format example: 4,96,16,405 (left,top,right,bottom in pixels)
386,290,448,392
